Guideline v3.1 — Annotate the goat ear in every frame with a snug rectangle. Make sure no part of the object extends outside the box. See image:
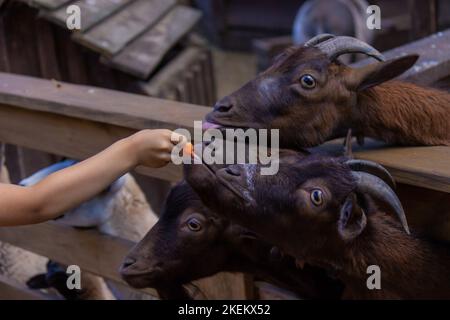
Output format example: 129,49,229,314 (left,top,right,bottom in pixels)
346,55,419,91
337,193,367,241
